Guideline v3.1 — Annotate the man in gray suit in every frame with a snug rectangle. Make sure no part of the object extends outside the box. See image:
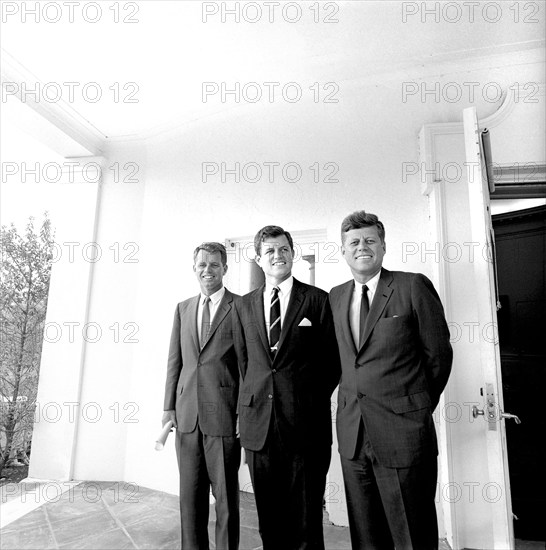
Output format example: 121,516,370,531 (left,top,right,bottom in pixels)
330,211,452,550
162,242,240,550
